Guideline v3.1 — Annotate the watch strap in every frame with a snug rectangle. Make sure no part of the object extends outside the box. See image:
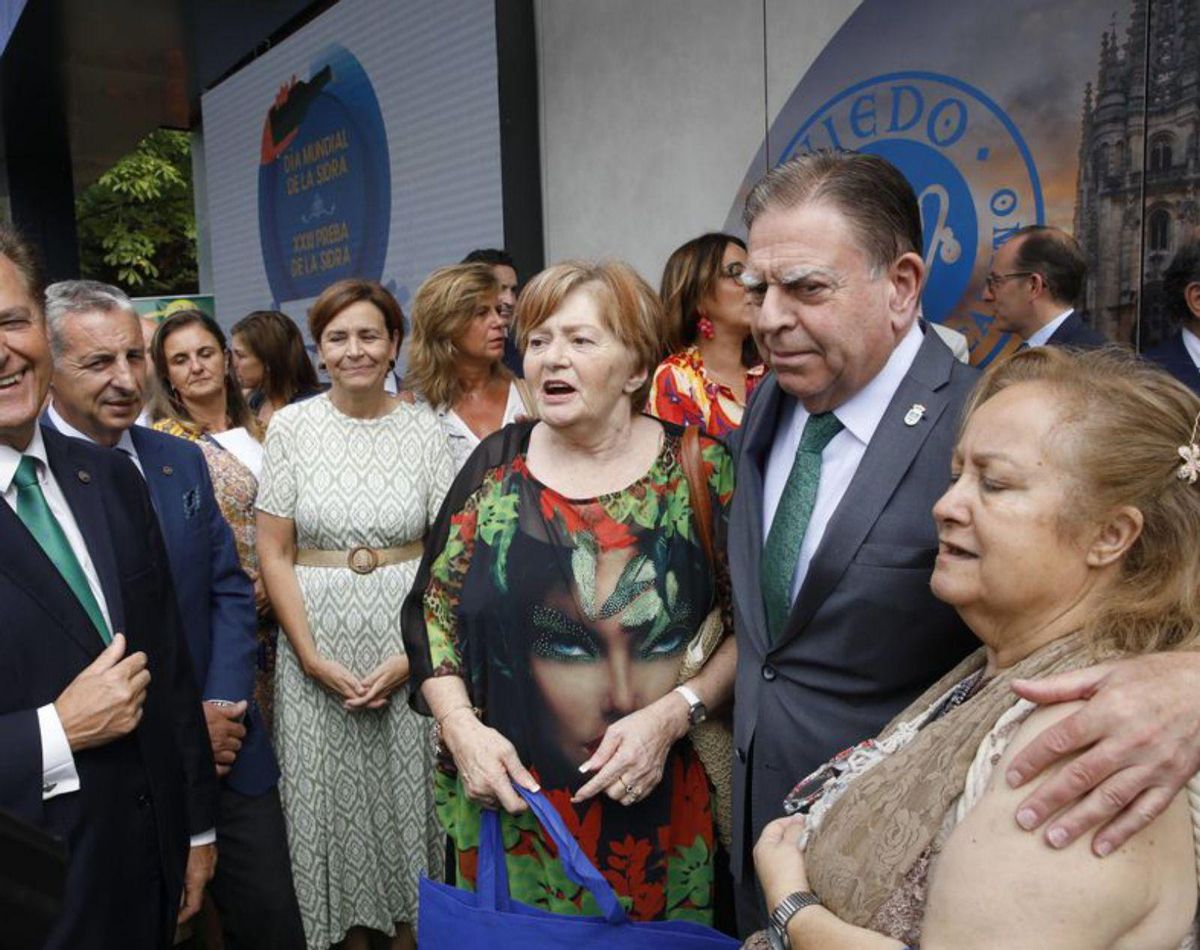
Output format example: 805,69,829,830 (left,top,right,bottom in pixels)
673,684,706,724
770,890,822,945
